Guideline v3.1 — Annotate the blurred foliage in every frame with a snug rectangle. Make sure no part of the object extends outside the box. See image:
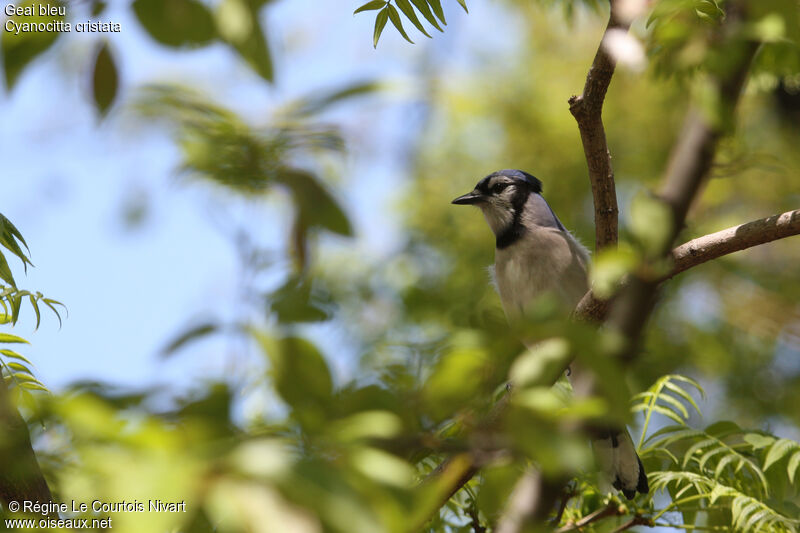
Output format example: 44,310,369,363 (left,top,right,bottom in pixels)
2,0,800,532
1,0,277,114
